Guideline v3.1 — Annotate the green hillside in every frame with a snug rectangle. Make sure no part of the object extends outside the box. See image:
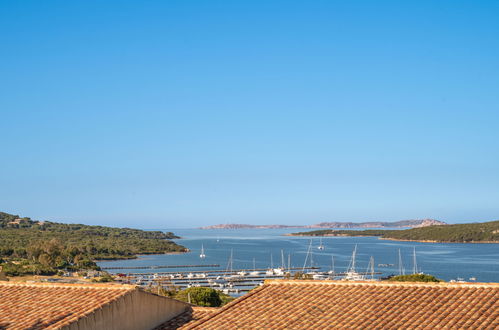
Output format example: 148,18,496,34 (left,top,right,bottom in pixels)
0,212,186,276
290,220,499,243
